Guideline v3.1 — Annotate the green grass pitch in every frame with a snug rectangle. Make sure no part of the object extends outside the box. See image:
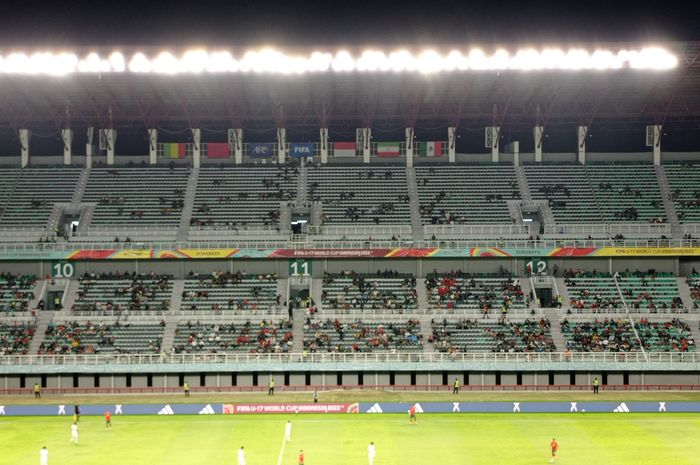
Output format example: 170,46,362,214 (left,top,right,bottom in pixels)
1,413,699,465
